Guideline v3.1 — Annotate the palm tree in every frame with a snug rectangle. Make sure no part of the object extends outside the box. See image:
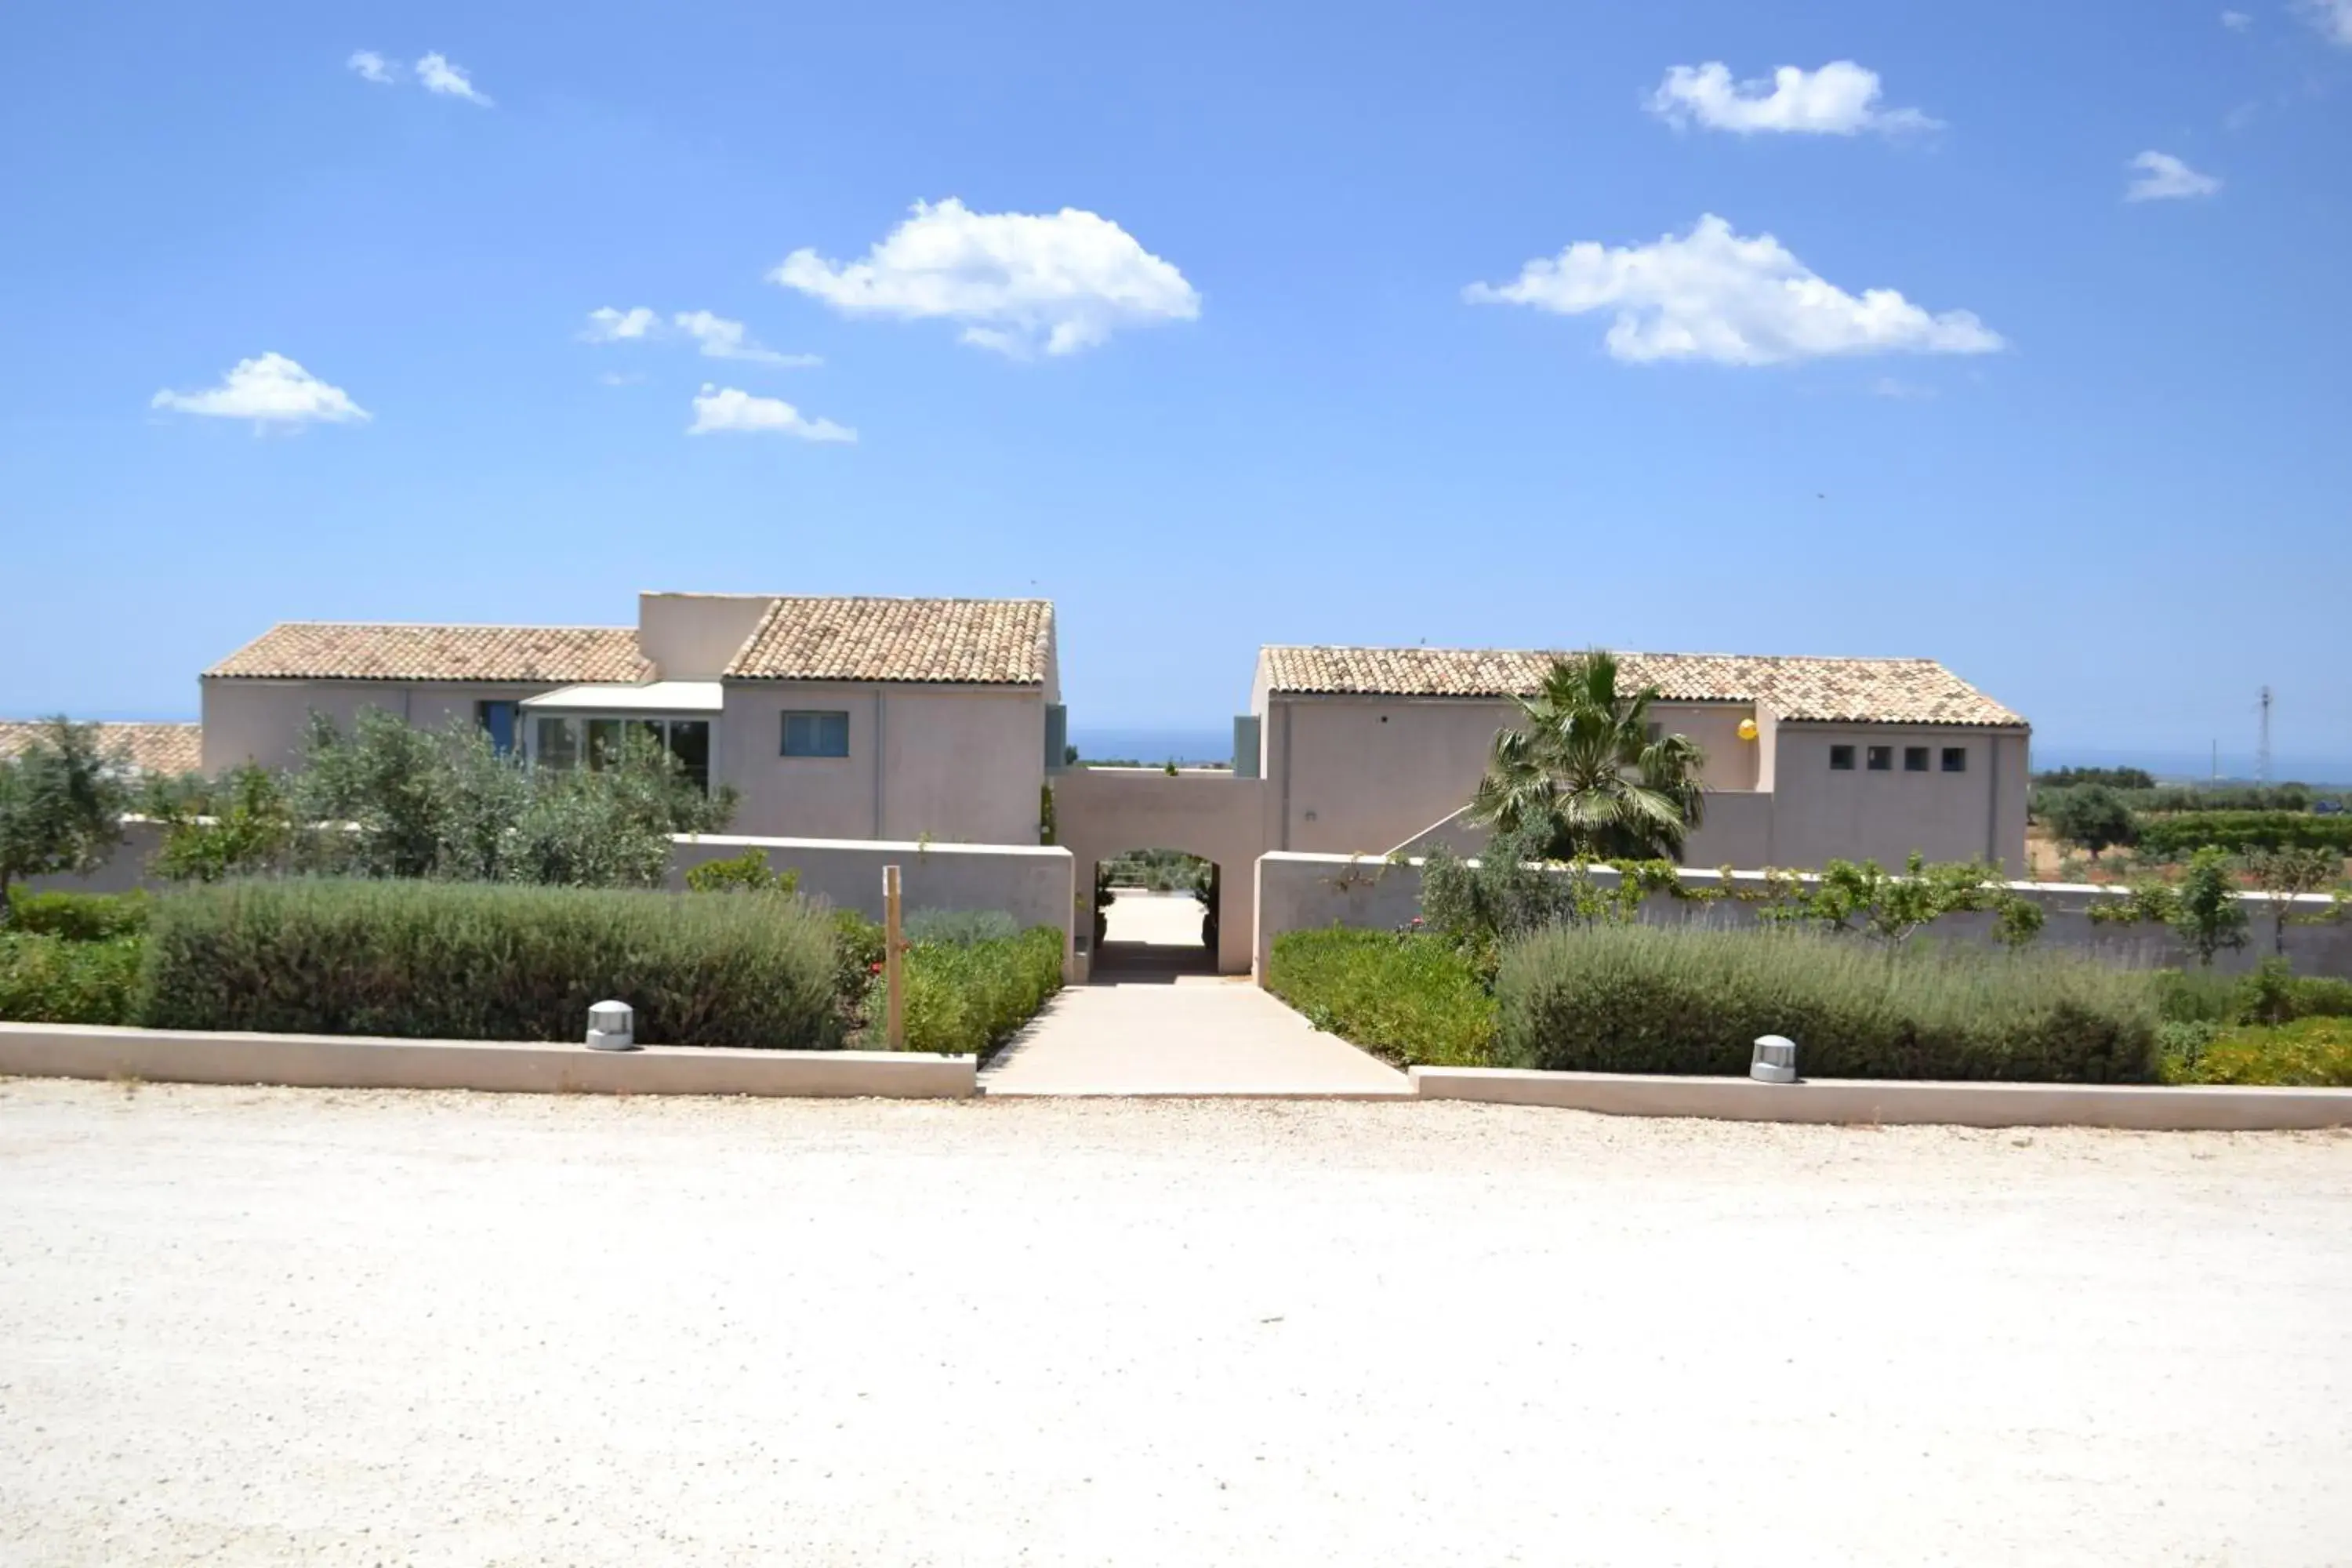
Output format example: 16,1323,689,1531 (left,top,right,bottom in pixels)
1465,652,1708,862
